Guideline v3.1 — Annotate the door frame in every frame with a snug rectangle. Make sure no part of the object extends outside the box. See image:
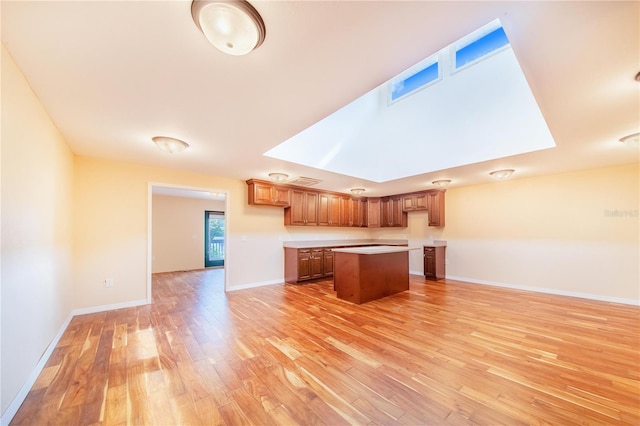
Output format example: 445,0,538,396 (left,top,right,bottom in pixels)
147,182,230,301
